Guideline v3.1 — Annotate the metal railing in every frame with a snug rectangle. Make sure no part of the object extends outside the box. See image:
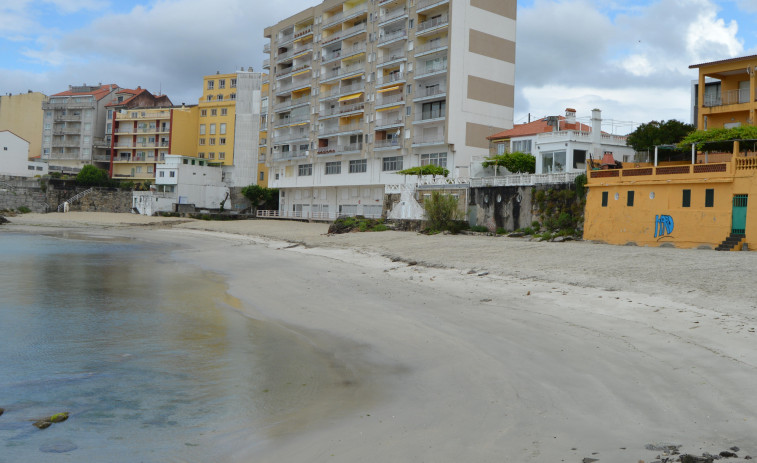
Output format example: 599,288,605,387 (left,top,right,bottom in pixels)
375,139,402,149
418,14,449,33
378,29,407,45
256,209,382,220
376,116,403,127
379,7,407,23
415,38,448,55
416,62,448,78
57,188,95,212
471,172,581,188
320,101,365,117
376,72,405,85
378,51,406,65
320,121,363,135
320,82,365,100
377,93,404,106
415,86,446,99
417,0,449,10
703,88,752,107
412,134,445,144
